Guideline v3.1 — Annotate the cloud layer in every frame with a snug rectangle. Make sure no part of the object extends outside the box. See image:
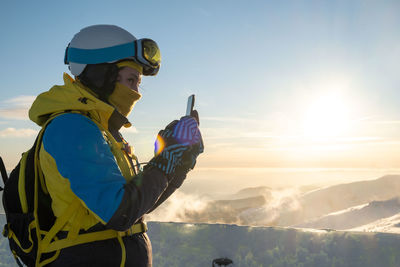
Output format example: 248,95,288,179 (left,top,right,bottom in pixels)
0,95,36,120
0,128,38,138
